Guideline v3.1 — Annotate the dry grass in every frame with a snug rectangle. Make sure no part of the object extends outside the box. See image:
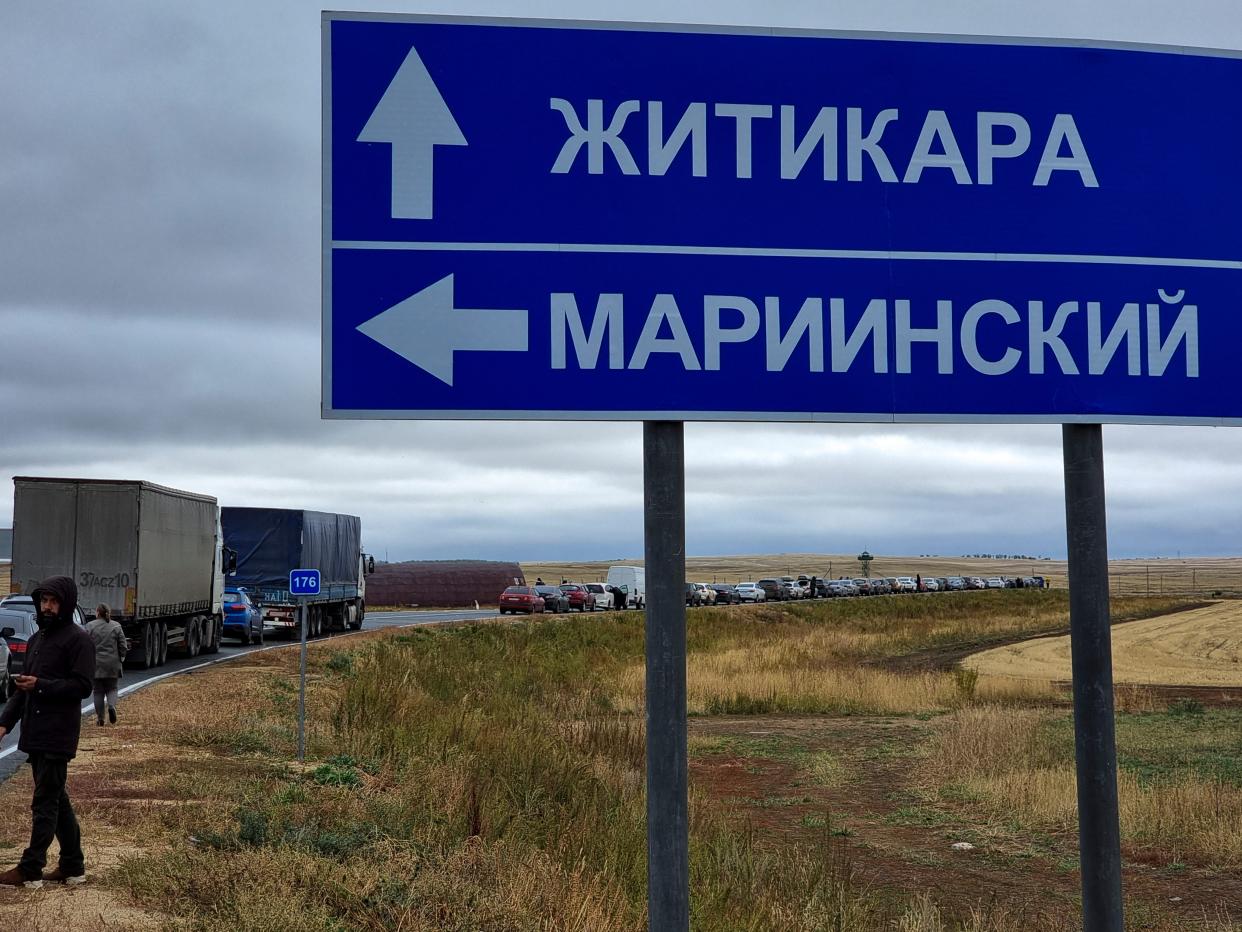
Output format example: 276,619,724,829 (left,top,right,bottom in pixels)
896,894,1242,932
612,647,1059,716
118,837,642,932
919,705,1242,868
965,768,1242,867
1114,683,1162,713
602,593,1129,716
